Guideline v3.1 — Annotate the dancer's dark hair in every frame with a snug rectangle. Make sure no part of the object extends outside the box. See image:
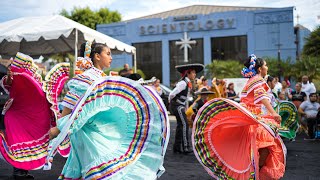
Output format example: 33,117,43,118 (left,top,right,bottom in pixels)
79,42,108,65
